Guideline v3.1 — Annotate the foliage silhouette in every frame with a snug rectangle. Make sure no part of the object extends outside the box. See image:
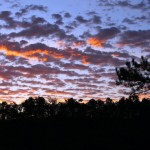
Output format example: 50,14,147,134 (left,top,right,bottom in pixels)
116,56,150,94
0,96,150,150
0,96,149,121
